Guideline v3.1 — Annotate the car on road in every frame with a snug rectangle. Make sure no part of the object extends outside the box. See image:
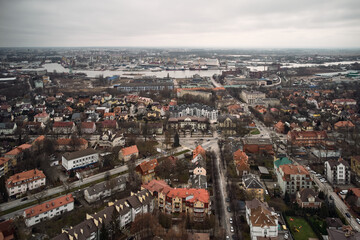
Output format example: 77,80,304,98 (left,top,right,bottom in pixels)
21,197,28,202
226,236,230,240
356,218,360,224
226,197,230,202
227,206,231,212
346,213,351,218
229,217,233,224
230,226,234,233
